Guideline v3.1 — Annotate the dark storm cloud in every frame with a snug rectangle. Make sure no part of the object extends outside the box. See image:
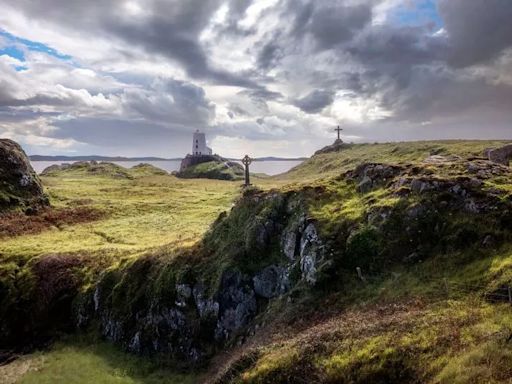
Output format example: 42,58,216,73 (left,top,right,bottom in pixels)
293,90,334,114
2,0,512,156
257,42,283,70
51,117,194,154
380,66,512,123
438,0,512,67
307,3,372,50
122,79,214,126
